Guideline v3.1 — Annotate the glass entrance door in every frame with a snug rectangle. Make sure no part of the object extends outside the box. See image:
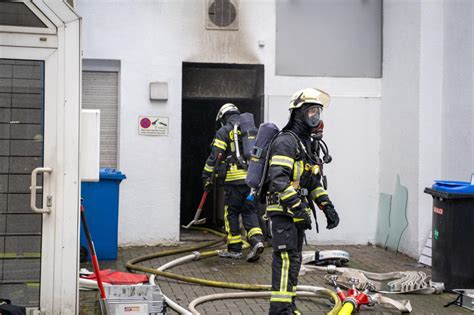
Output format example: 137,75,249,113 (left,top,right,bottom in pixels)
0,59,44,307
